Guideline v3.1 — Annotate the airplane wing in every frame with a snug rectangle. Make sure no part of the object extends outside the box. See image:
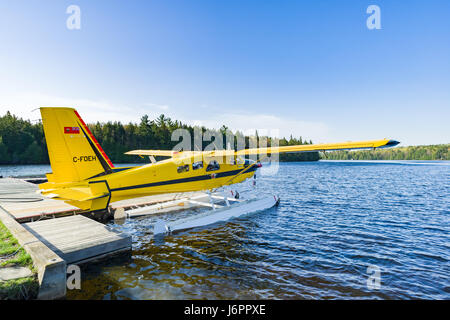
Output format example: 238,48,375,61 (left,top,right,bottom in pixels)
235,139,399,156
124,150,229,158
126,139,399,158
124,150,183,157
